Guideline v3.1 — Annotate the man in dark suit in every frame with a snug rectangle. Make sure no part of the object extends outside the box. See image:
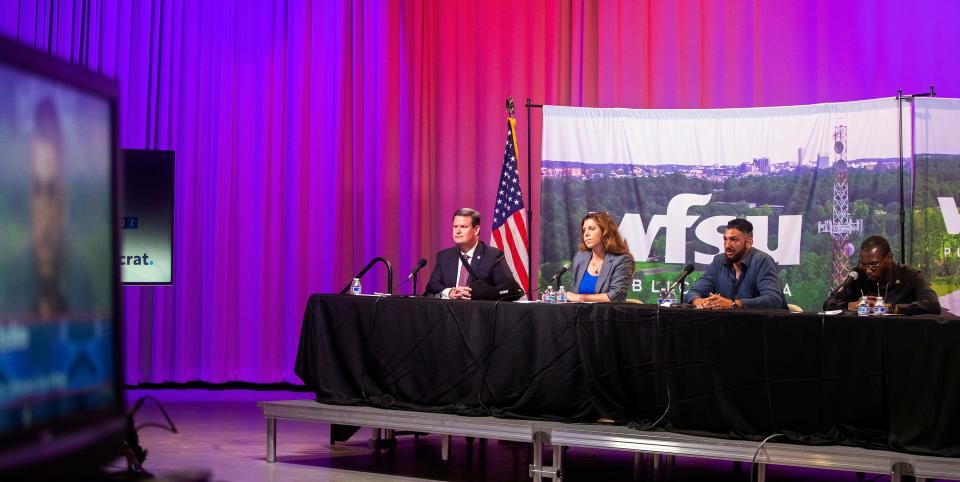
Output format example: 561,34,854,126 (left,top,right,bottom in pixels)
425,208,513,299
